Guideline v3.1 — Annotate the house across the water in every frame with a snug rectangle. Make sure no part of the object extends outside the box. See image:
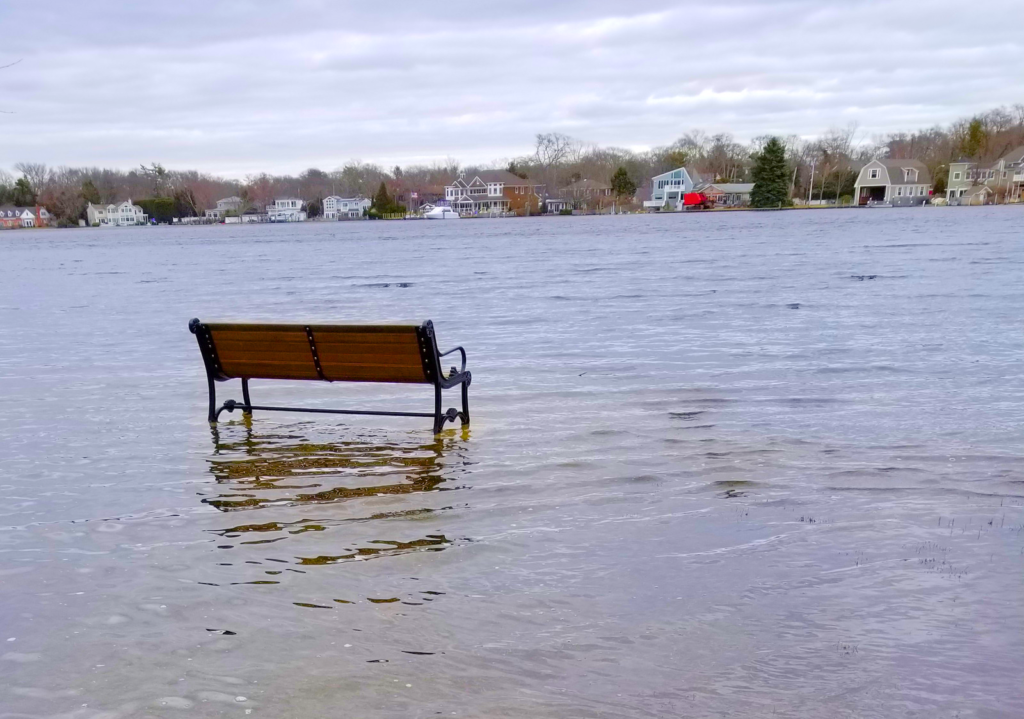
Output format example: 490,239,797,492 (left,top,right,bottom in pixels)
560,178,613,210
205,196,245,219
644,167,703,210
853,159,932,206
323,196,370,219
444,170,543,215
945,146,1024,204
86,200,149,226
267,198,307,222
0,206,51,228
699,182,754,207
